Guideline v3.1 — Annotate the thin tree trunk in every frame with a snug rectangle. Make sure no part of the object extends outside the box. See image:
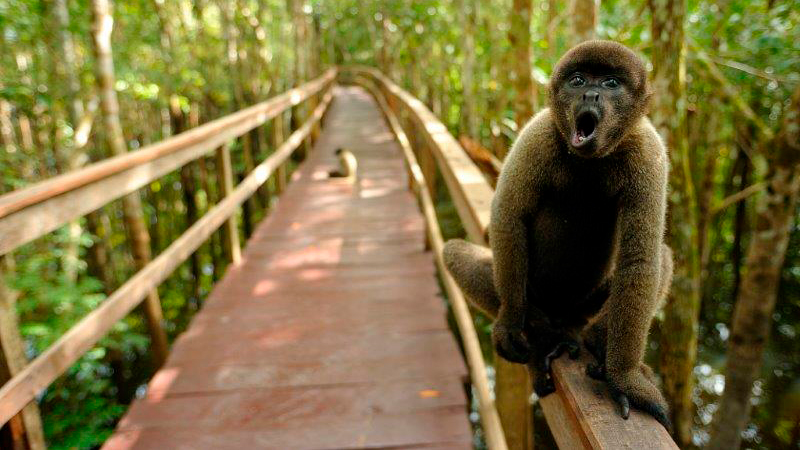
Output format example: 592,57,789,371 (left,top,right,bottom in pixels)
221,0,260,230
708,85,800,450
570,0,598,44
495,2,535,447
151,1,204,299
85,210,117,295
381,17,393,77
0,255,46,450
648,0,698,444
90,0,168,367
730,122,754,303
546,0,559,61
52,0,90,282
286,0,313,159
696,100,721,278
508,0,535,133
460,0,478,138
0,99,15,154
